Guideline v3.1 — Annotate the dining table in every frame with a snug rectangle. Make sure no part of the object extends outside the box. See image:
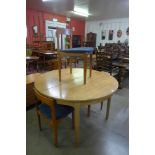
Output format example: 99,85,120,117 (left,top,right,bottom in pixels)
32,50,58,69
26,56,39,71
34,68,118,146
